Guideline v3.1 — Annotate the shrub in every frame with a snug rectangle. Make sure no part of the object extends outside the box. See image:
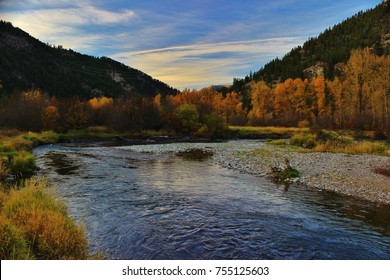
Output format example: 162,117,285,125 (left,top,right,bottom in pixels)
271,168,300,181
2,178,88,259
316,130,353,145
11,150,36,178
290,132,317,148
174,104,200,133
